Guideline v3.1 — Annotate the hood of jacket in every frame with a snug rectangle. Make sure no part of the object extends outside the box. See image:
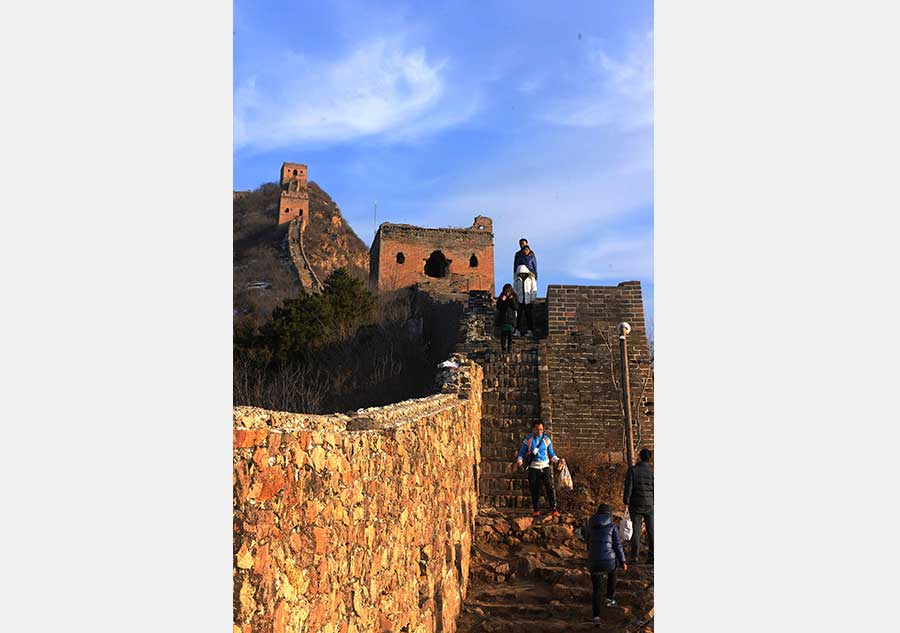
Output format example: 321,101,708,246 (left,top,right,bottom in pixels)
590,513,613,527
516,264,534,277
